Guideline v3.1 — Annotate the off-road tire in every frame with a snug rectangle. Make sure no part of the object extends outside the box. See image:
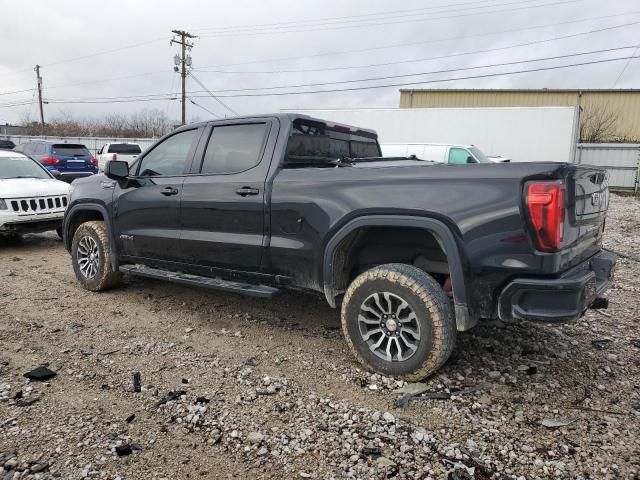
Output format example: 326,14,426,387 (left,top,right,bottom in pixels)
341,263,455,381
71,221,122,291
